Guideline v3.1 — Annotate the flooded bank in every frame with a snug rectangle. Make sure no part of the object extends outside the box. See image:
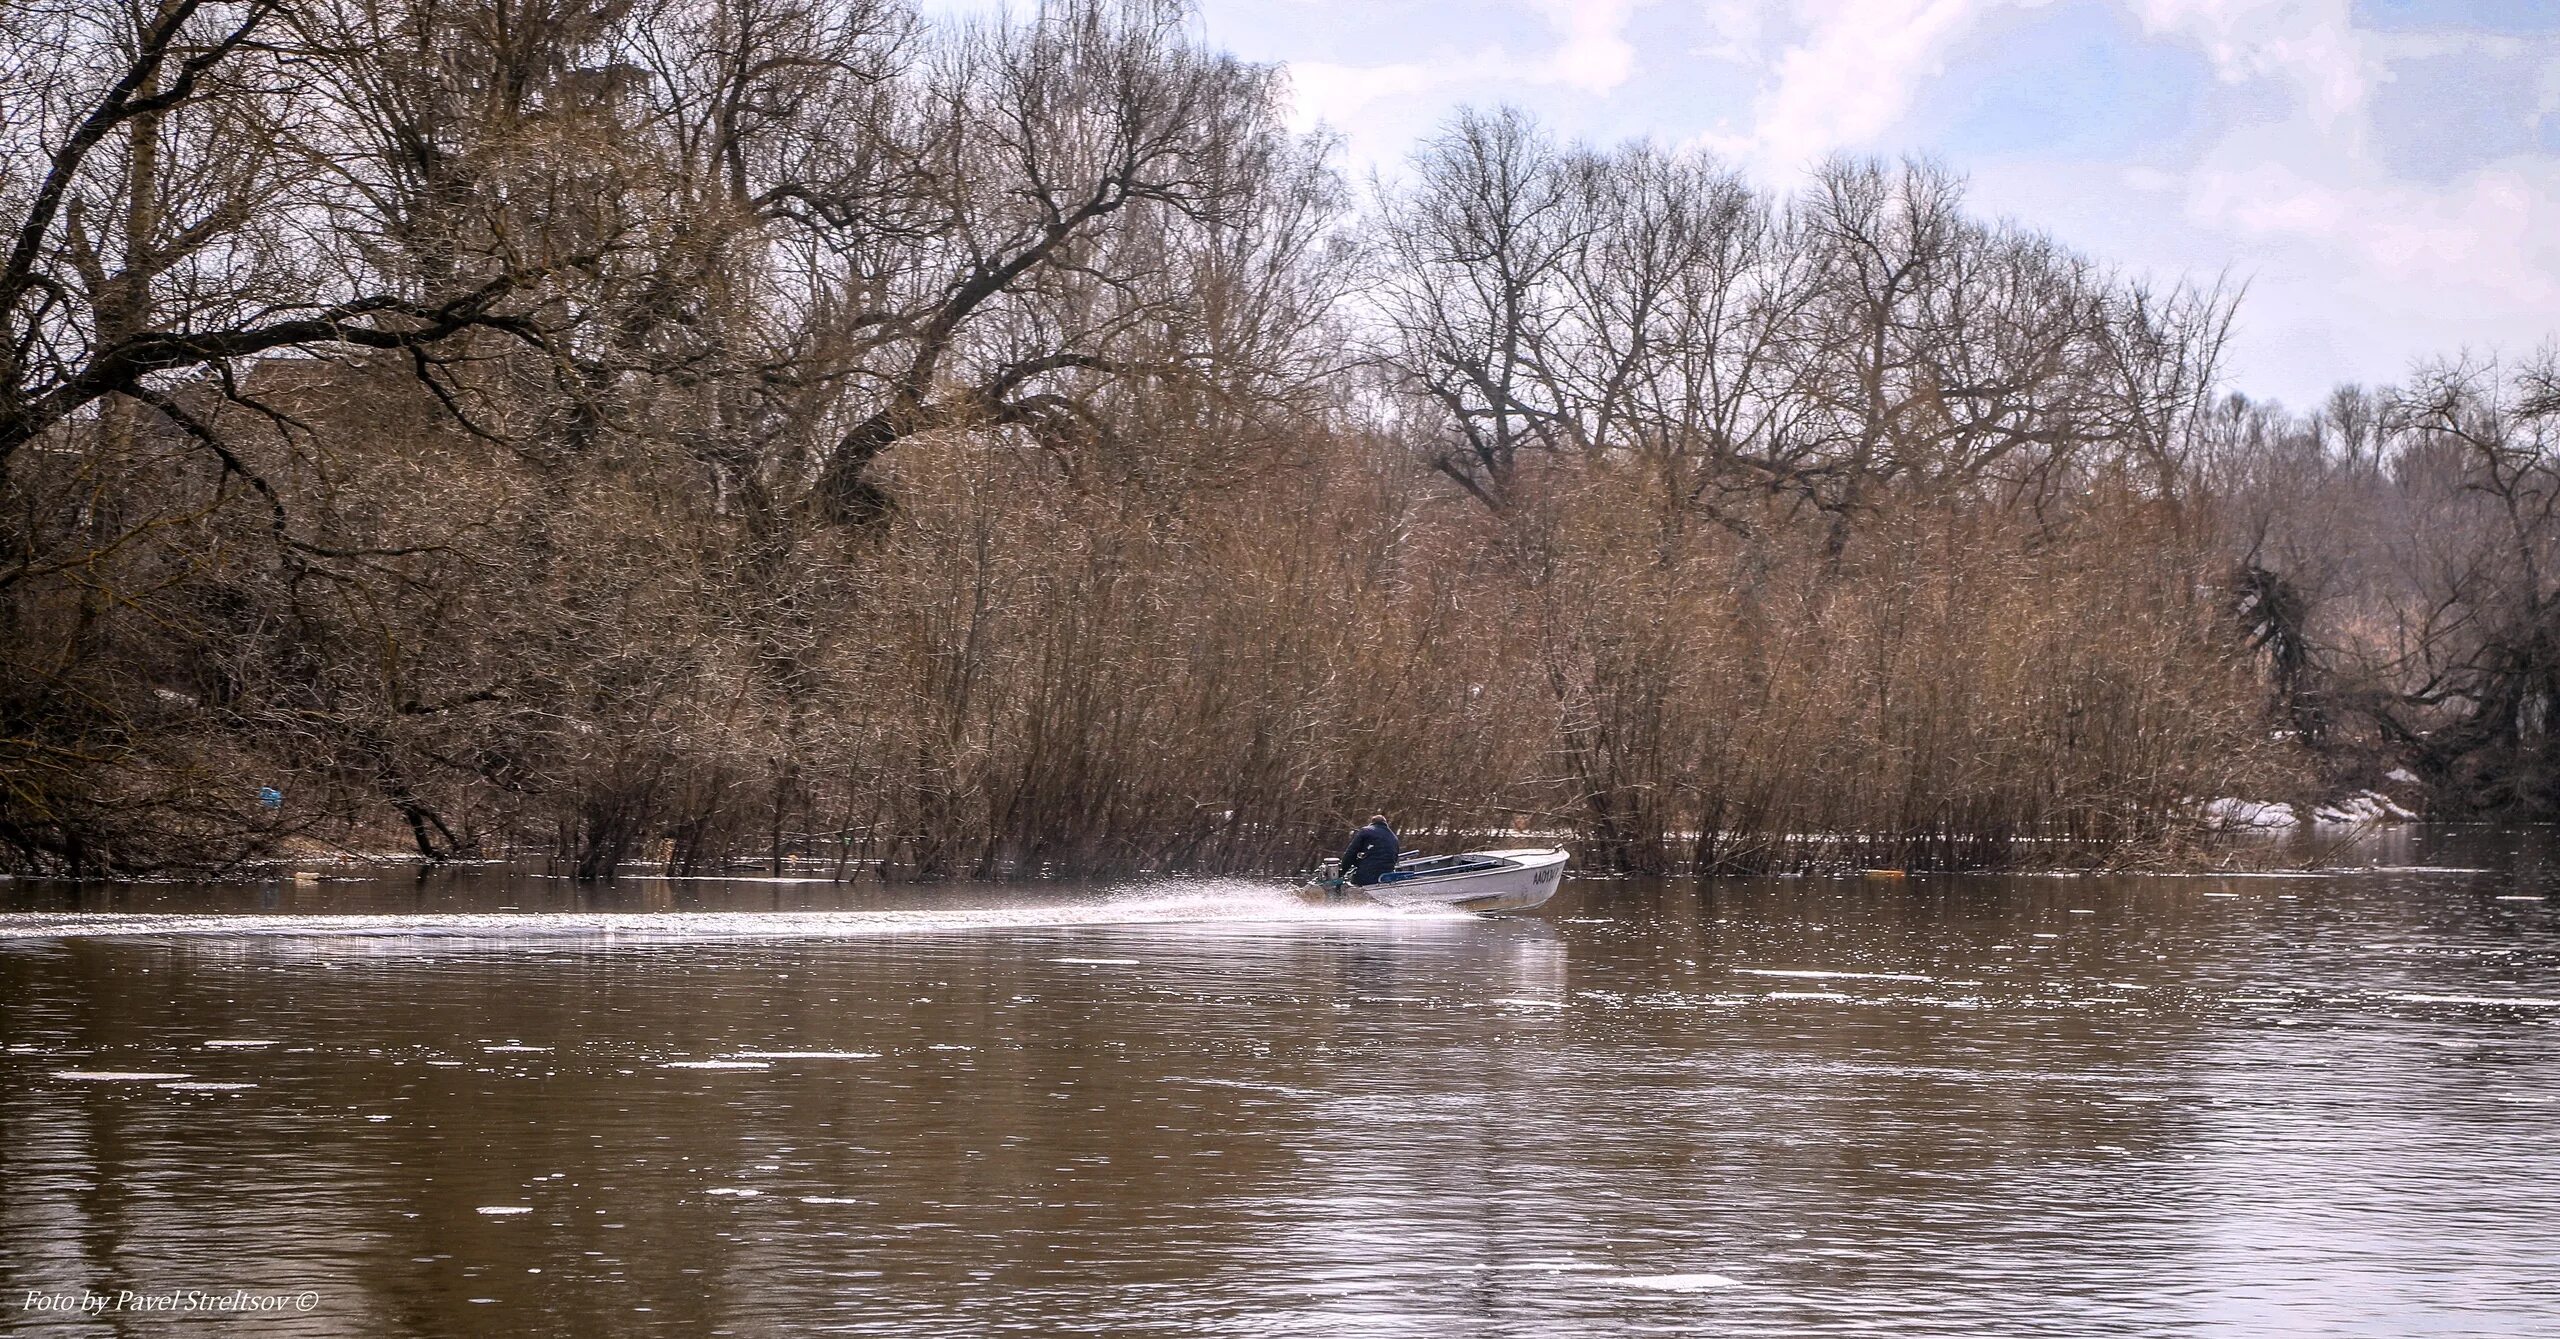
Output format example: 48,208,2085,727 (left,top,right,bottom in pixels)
4,830,2558,1335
